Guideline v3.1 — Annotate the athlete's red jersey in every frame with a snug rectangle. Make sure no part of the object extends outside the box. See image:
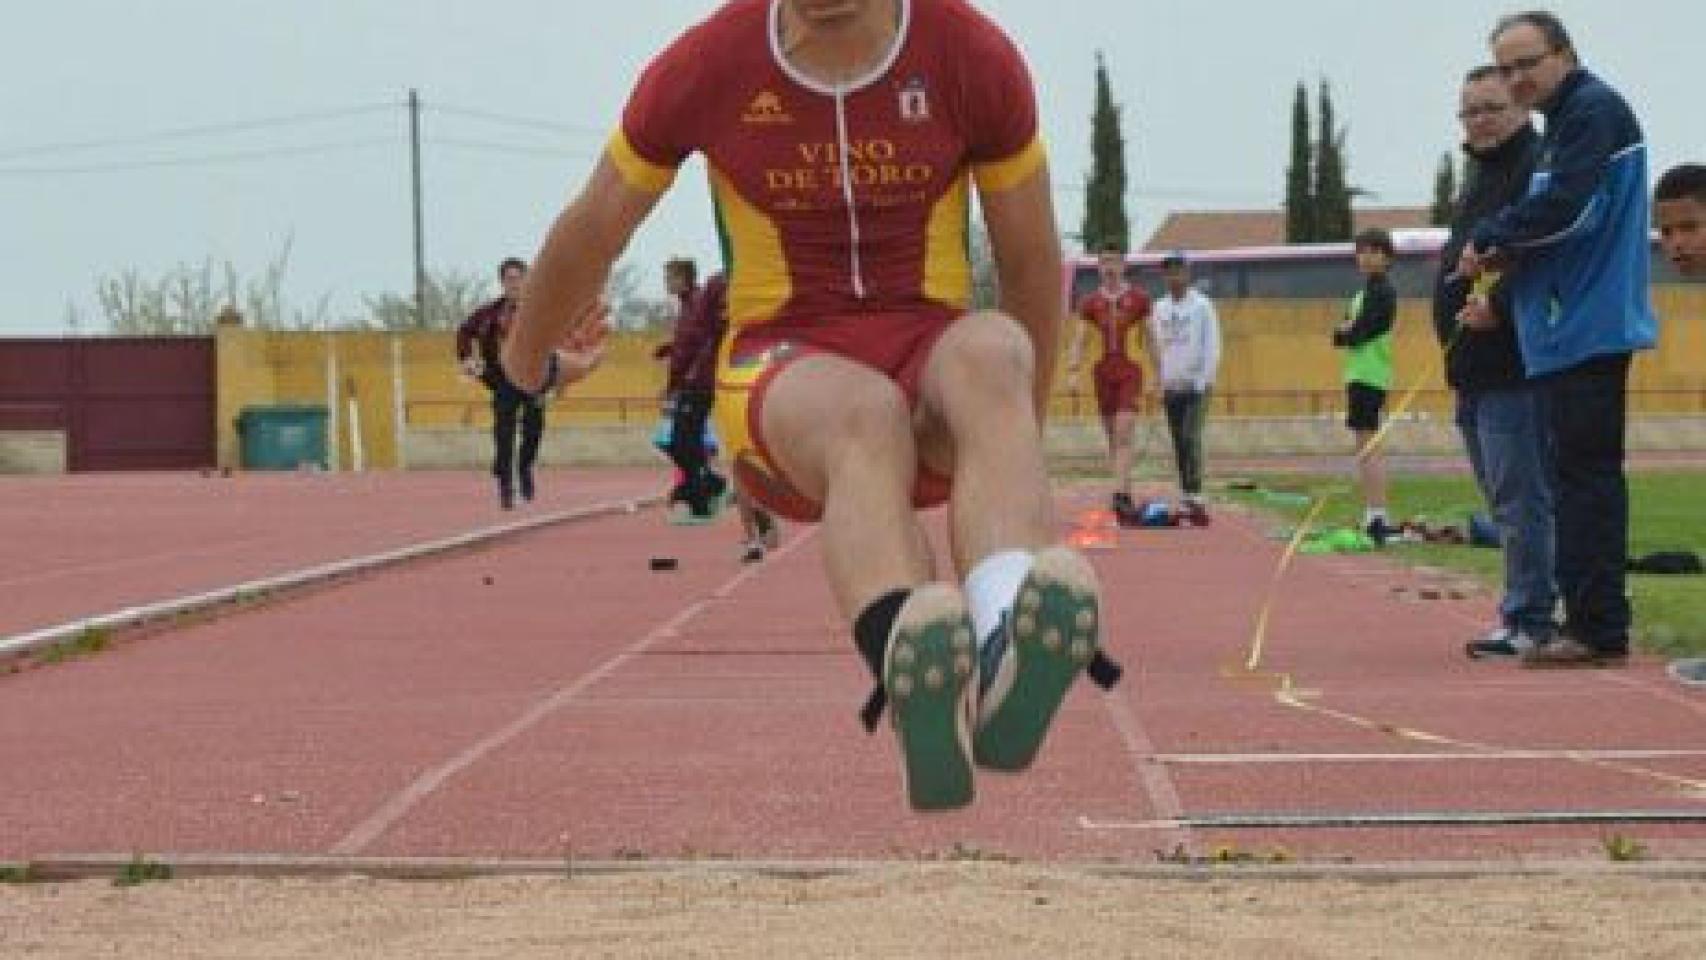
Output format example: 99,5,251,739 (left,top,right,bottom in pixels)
607,0,1045,333
1078,285,1151,368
